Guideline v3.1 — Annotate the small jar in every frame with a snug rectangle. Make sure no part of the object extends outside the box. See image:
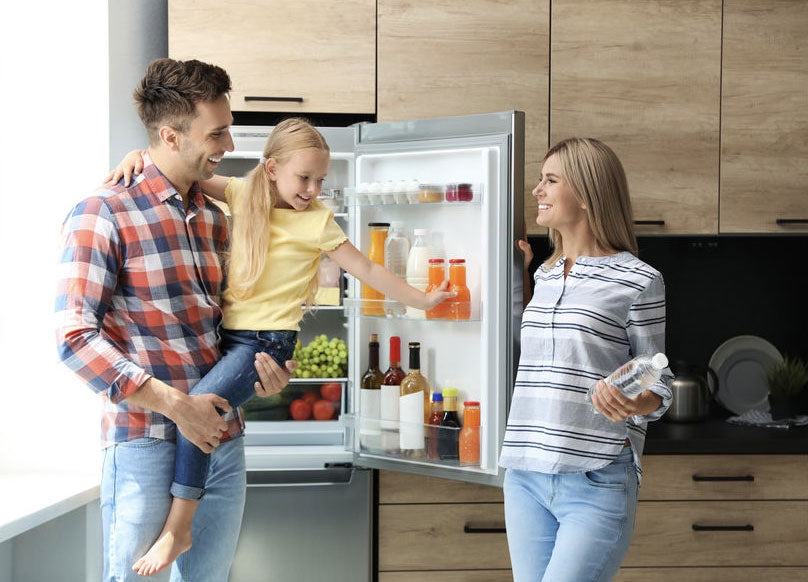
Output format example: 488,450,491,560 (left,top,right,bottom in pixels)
456,183,474,202
418,183,444,203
